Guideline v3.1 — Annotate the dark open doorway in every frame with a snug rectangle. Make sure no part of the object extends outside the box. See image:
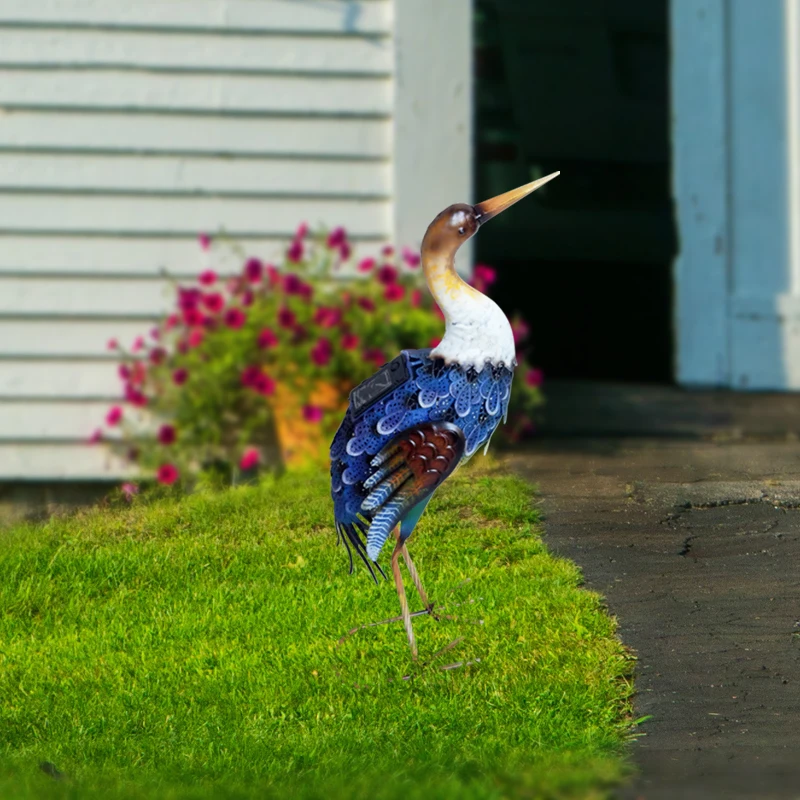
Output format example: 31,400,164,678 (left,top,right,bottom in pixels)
474,0,676,383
